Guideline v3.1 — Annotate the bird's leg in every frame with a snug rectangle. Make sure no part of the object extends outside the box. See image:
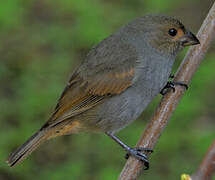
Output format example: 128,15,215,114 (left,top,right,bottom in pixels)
105,132,153,170
160,81,188,95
